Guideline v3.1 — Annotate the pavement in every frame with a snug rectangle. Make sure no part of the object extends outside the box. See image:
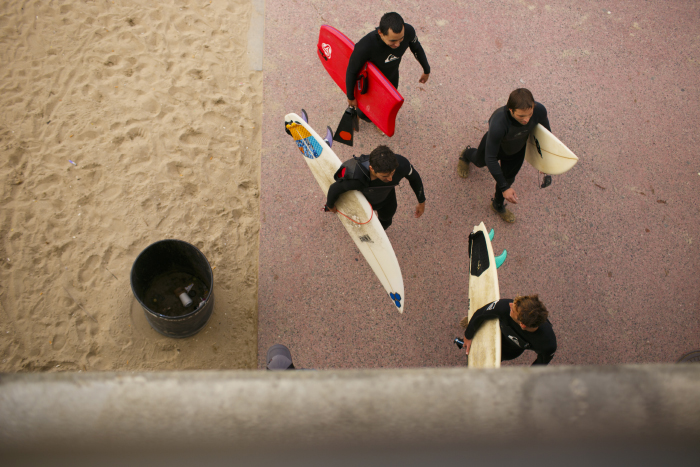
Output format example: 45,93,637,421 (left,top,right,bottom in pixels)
258,1,700,369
